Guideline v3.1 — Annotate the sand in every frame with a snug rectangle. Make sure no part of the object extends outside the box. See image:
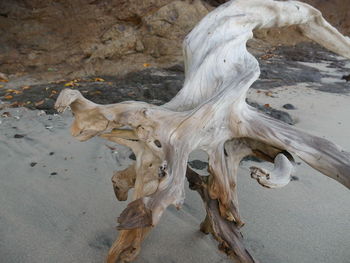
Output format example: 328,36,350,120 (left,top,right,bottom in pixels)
0,83,349,263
